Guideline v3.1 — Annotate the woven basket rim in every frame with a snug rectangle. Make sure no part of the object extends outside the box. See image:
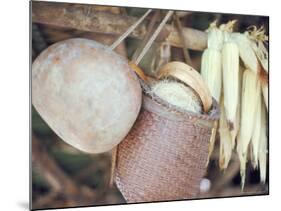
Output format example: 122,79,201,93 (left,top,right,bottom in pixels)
139,79,220,122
